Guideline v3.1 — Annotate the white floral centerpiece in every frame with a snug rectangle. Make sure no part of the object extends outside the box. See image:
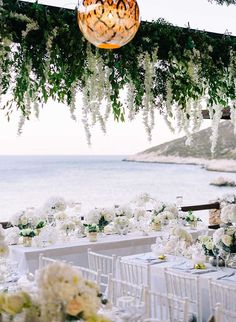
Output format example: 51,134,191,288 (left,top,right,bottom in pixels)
19,229,36,247
0,291,32,320
4,227,20,245
171,226,193,244
213,226,236,253
0,262,110,322
151,216,162,231
198,235,214,257
36,262,109,322
132,192,156,207
152,202,178,224
86,208,114,232
44,196,67,214
60,220,76,234
220,204,236,224
114,205,132,235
